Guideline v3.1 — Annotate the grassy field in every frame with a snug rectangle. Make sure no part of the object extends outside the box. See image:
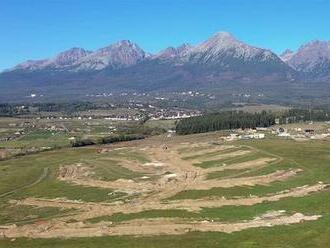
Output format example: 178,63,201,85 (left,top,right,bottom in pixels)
0,127,330,247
